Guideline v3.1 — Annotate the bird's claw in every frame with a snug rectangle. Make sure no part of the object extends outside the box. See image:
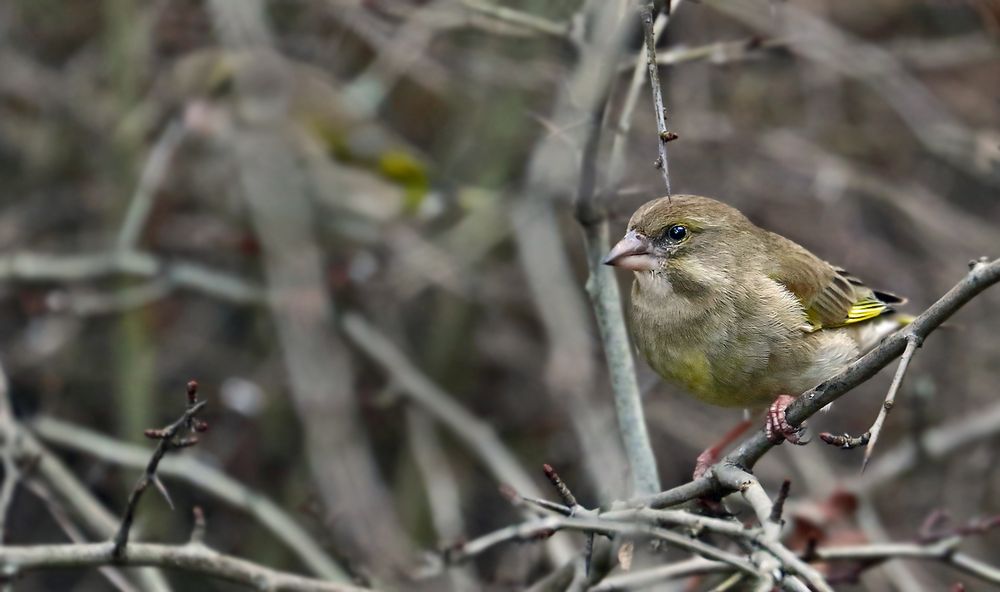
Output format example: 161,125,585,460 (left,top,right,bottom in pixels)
766,394,809,445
